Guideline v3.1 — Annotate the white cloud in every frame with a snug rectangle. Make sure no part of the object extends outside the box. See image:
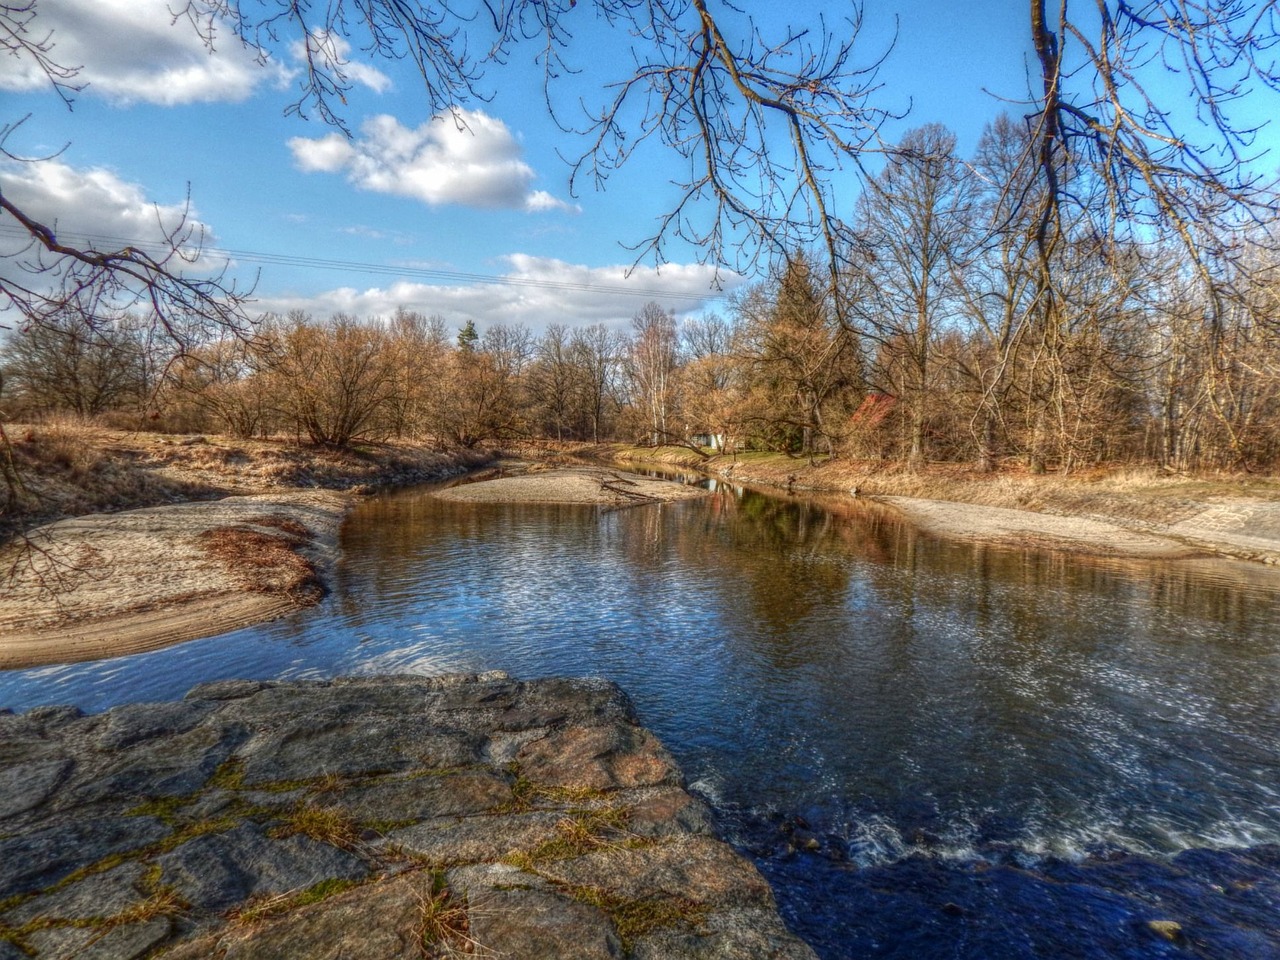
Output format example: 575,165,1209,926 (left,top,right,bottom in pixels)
290,133,356,173
0,159,222,272
287,110,580,213
252,255,740,331
0,0,288,105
